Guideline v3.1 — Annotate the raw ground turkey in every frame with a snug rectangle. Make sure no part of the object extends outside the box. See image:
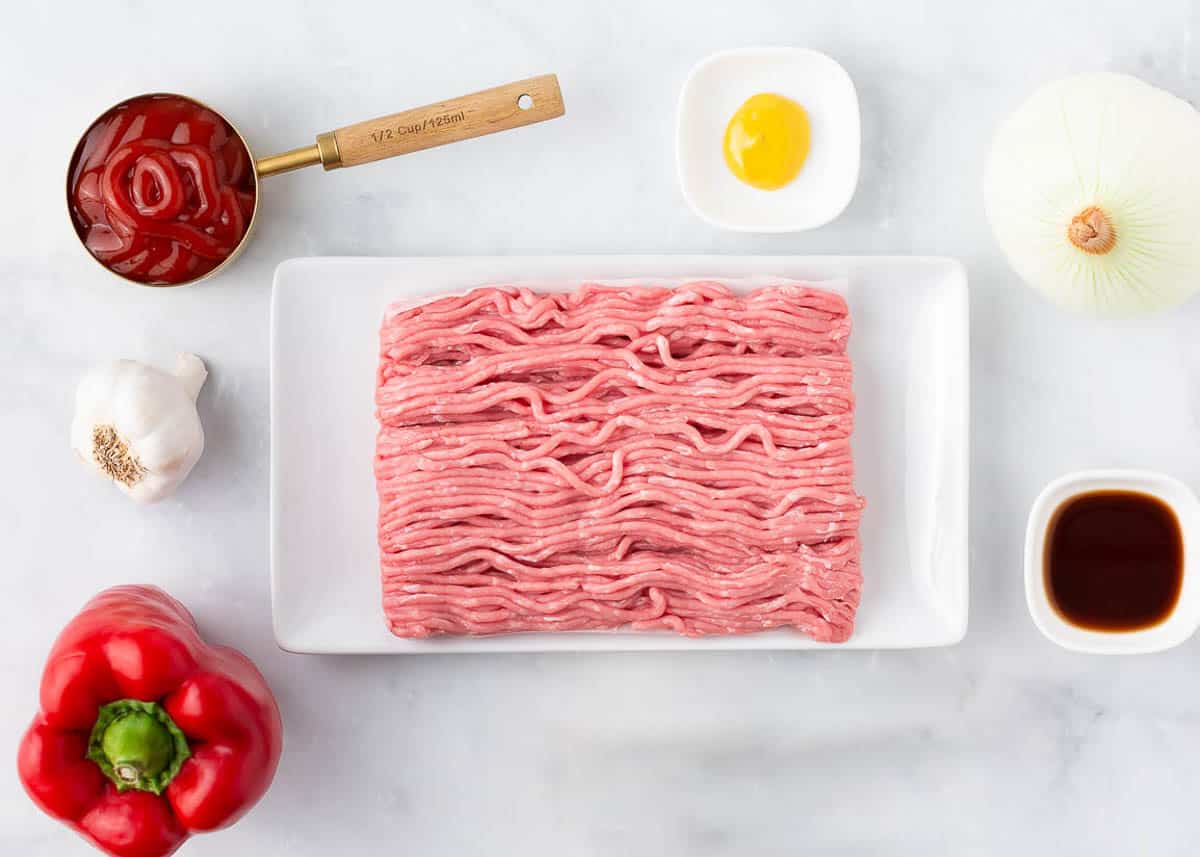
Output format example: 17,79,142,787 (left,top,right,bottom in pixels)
375,281,864,641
